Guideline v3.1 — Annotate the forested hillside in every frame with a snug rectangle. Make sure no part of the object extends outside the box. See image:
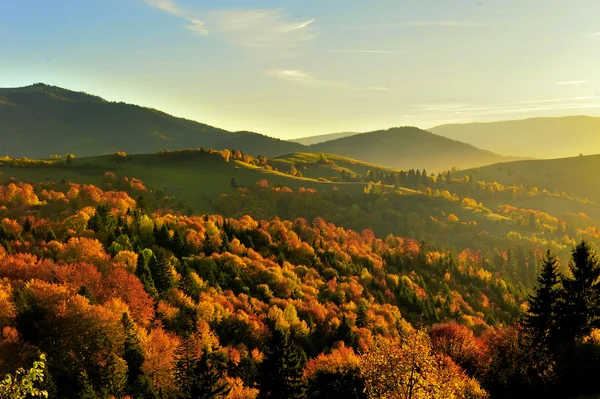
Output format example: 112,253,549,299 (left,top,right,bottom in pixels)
0,84,303,158
3,148,600,397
